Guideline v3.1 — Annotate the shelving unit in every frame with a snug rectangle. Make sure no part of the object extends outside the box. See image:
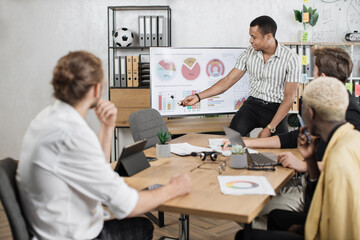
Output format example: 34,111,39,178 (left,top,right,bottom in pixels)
107,6,171,127
282,41,360,112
